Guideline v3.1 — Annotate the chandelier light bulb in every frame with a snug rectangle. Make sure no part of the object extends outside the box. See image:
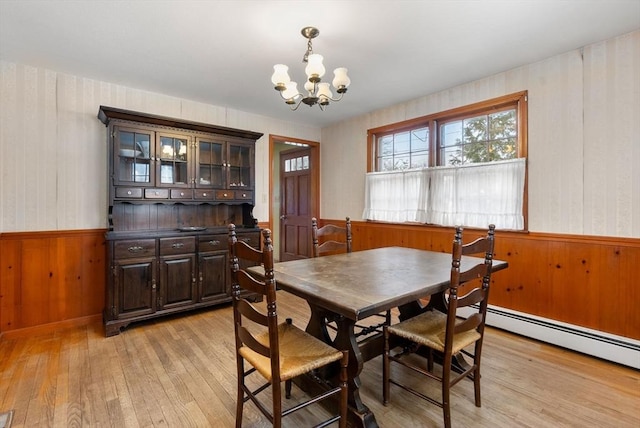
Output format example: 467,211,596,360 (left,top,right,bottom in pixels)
271,64,291,90
281,81,300,101
305,54,325,81
304,80,315,94
332,67,350,92
317,83,332,105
